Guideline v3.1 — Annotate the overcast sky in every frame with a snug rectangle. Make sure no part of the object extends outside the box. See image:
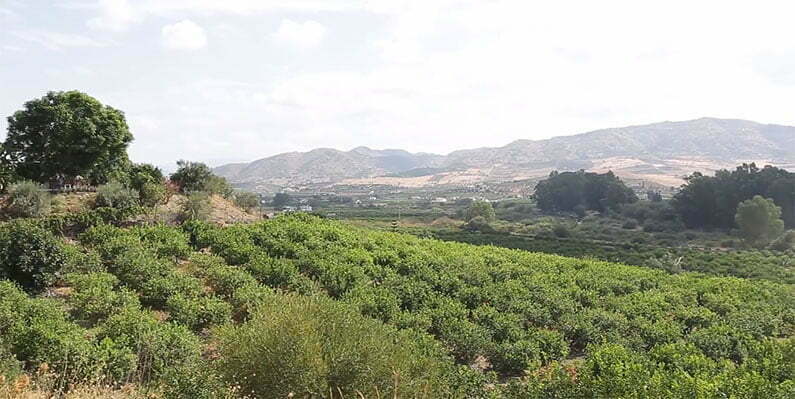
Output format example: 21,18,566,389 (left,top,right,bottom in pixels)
2,1,795,169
